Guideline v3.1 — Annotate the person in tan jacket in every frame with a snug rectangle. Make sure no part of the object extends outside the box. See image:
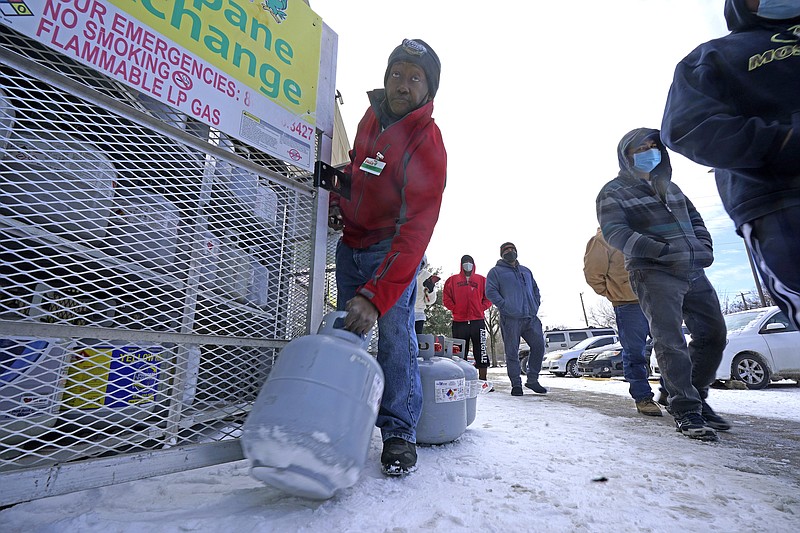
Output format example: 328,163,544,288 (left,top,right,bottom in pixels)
584,228,661,416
